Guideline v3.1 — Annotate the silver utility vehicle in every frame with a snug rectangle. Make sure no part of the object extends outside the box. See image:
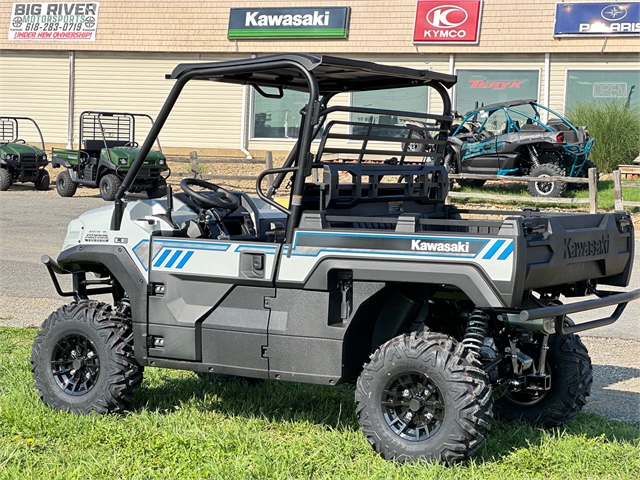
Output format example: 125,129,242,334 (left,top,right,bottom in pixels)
32,54,640,464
